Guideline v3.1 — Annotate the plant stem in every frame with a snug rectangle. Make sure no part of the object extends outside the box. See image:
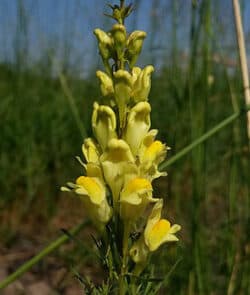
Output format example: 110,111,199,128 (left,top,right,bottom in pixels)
0,221,88,290
232,0,250,140
57,65,87,139
119,222,130,295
